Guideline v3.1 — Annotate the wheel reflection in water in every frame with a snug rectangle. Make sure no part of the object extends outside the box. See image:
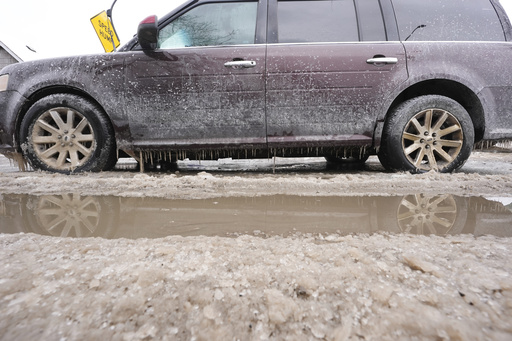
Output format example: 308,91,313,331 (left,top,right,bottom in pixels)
34,194,101,238
397,194,457,235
